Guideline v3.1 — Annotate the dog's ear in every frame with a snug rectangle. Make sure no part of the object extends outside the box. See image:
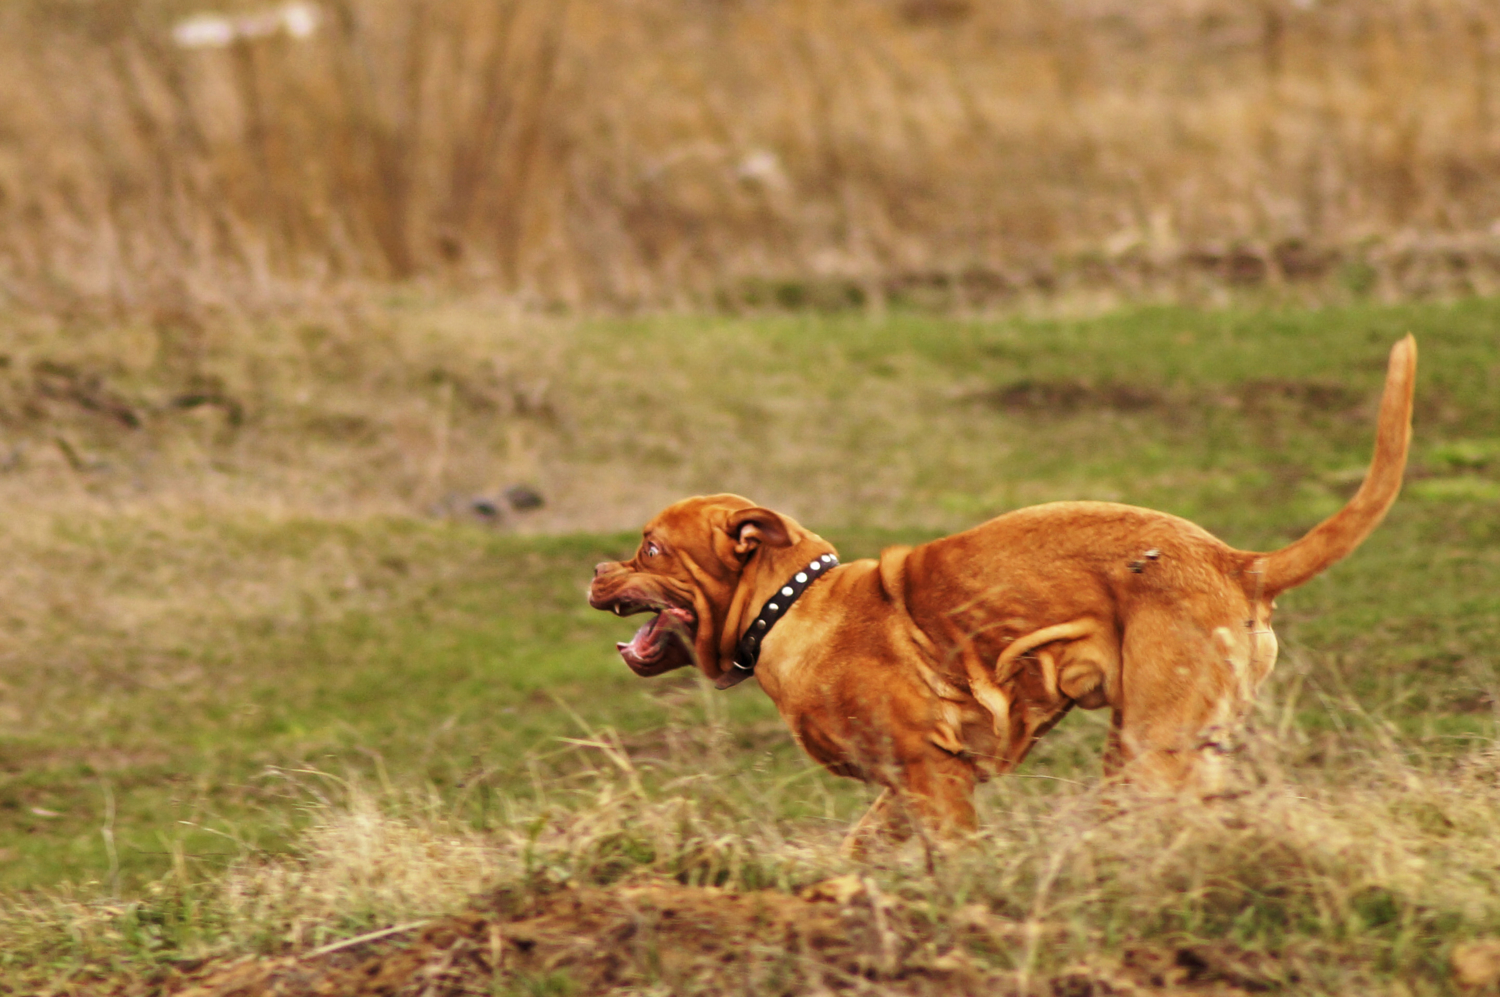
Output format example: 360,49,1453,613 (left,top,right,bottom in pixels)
725,507,793,559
